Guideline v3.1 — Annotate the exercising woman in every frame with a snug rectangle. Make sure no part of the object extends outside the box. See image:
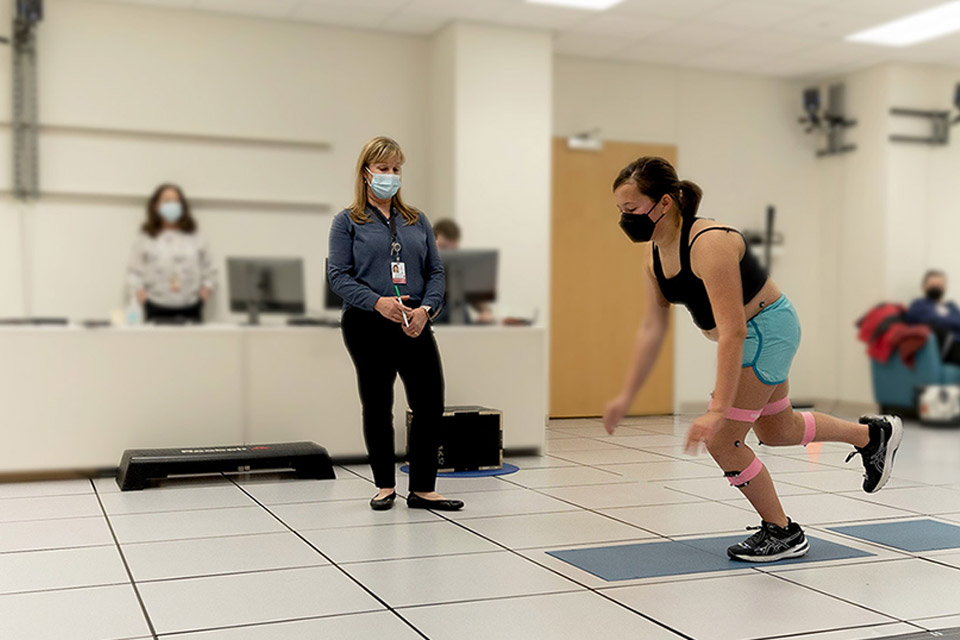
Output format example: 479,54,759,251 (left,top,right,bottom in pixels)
603,157,902,562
